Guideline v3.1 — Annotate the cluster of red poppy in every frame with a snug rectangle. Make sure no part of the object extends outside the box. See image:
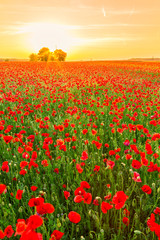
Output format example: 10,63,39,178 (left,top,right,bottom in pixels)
147,209,160,239
0,61,160,239
0,214,65,240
